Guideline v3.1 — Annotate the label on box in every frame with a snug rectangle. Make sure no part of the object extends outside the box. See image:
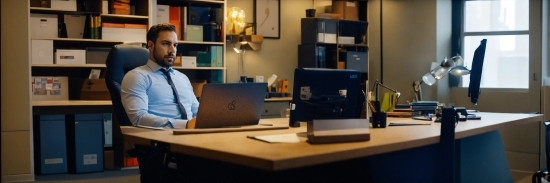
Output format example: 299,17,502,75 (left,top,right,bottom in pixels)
83,154,98,165
346,2,356,7
45,158,63,164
